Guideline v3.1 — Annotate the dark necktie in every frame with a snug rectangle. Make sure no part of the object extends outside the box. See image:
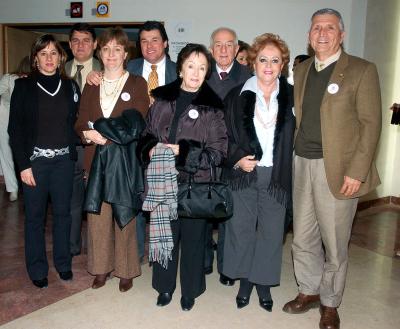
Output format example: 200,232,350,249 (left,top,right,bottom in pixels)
74,64,84,91
220,71,228,80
